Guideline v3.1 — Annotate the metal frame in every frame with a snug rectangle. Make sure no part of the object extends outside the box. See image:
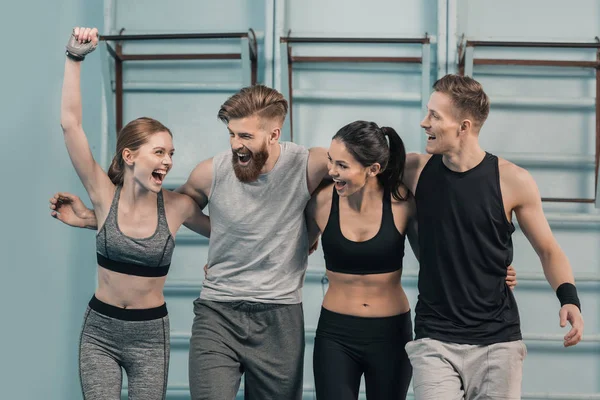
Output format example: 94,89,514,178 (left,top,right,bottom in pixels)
279,35,431,142
458,39,600,205
99,30,258,133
